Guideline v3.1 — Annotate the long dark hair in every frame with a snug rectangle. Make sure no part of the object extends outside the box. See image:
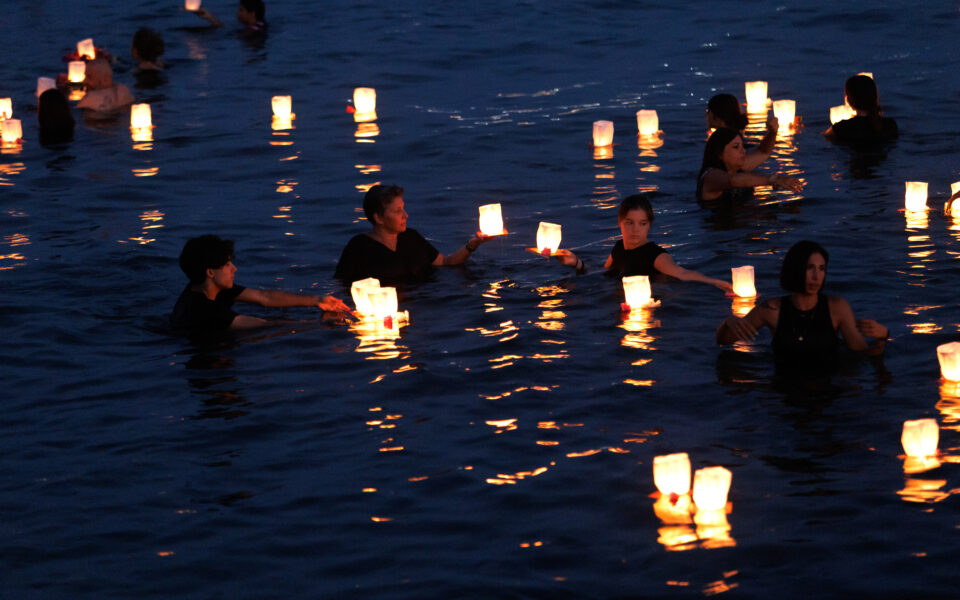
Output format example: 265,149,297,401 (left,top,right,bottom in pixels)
845,75,882,131
780,240,829,293
707,93,748,131
698,126,741,182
